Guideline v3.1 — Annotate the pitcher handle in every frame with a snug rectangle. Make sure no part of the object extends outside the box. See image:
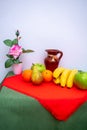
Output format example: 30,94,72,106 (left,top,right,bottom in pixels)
57,51,63,60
